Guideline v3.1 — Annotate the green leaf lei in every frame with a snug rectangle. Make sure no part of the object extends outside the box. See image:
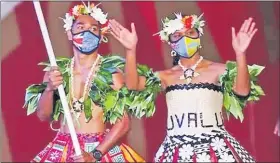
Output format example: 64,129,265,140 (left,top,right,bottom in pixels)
219,61,265,122
23,55,161,124
24,56,263,125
